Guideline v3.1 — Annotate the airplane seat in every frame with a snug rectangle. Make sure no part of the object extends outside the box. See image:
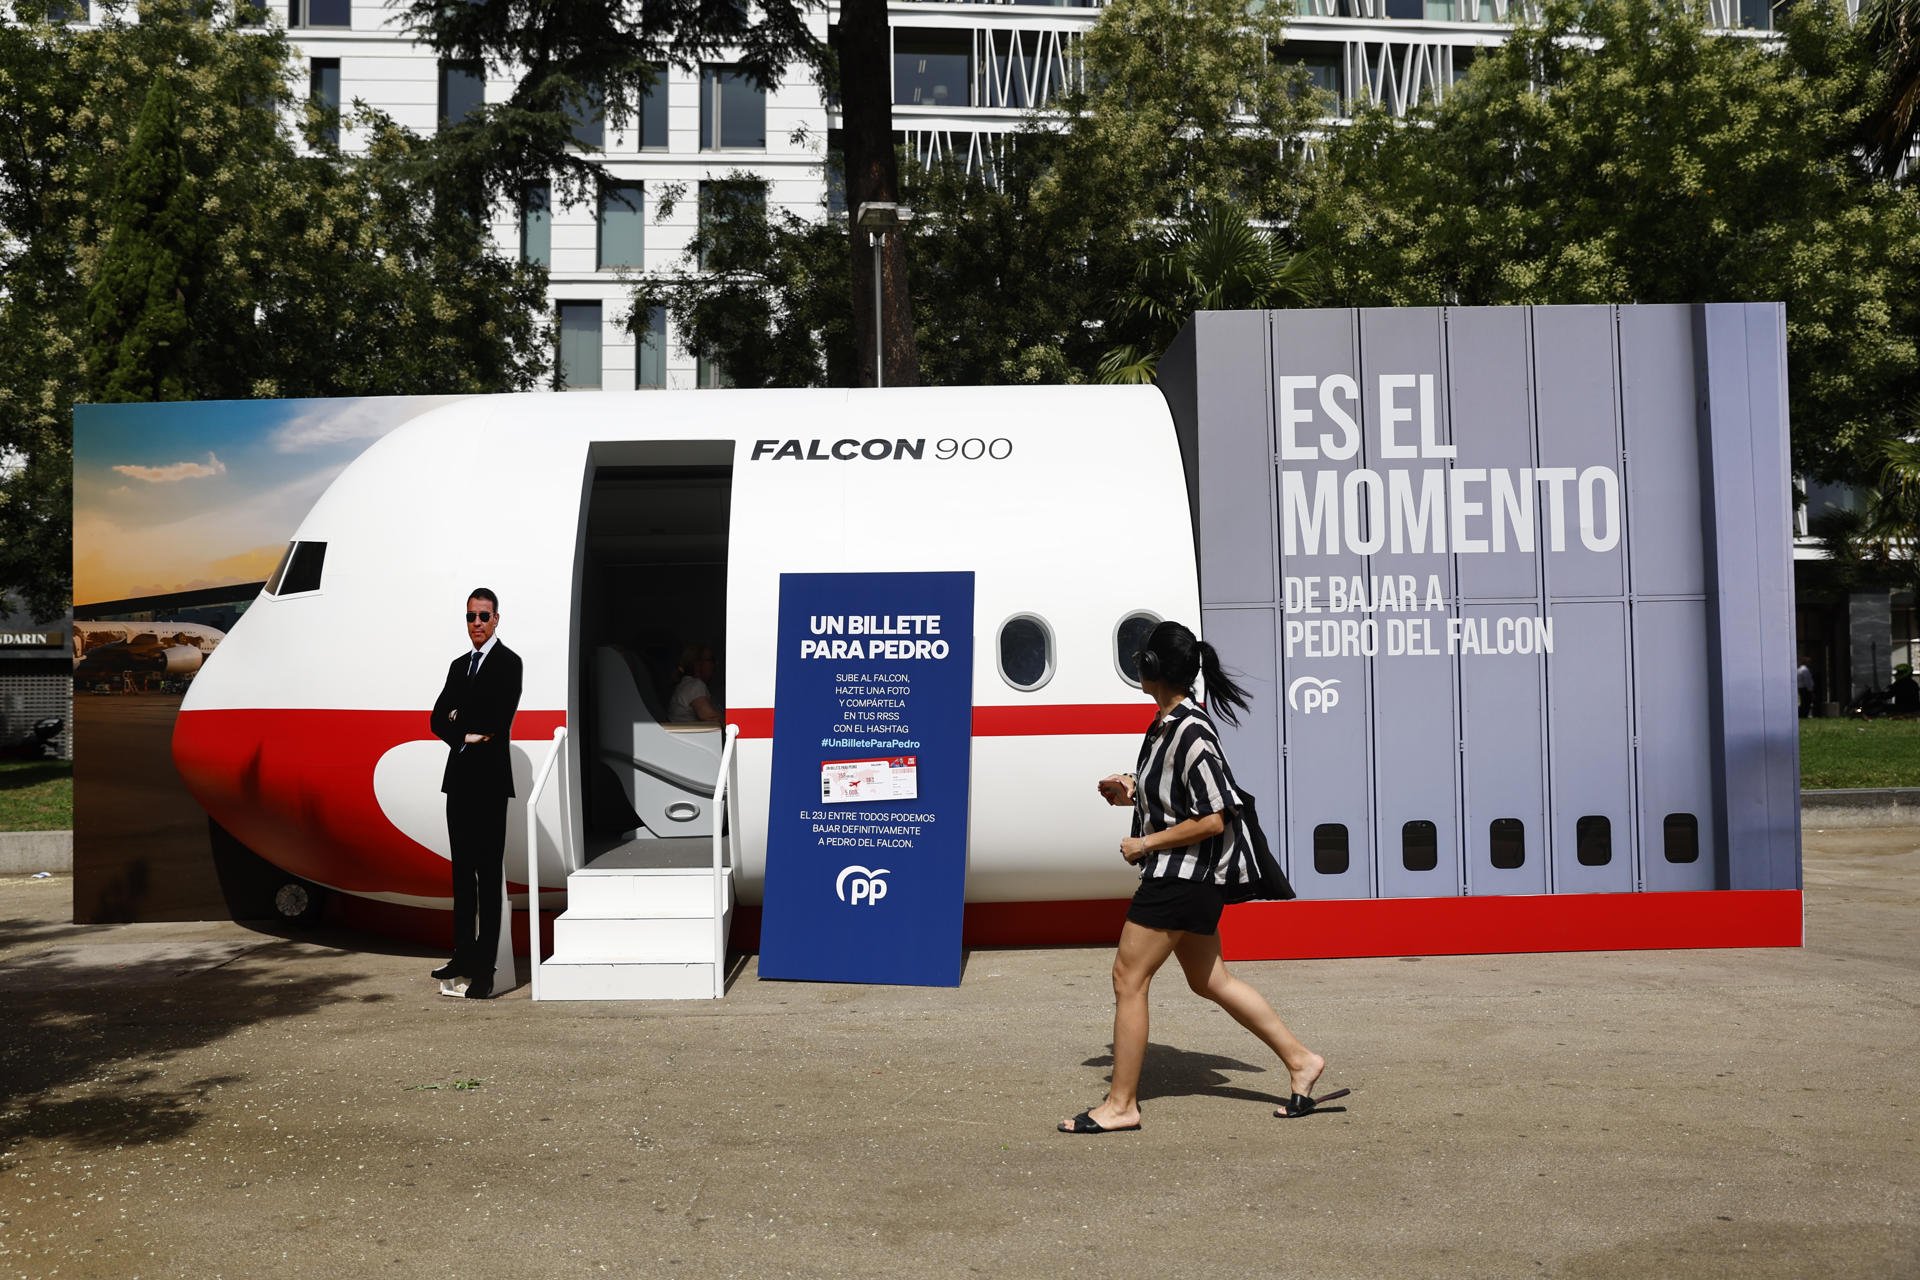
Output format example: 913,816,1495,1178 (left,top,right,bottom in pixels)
593,645,723,841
